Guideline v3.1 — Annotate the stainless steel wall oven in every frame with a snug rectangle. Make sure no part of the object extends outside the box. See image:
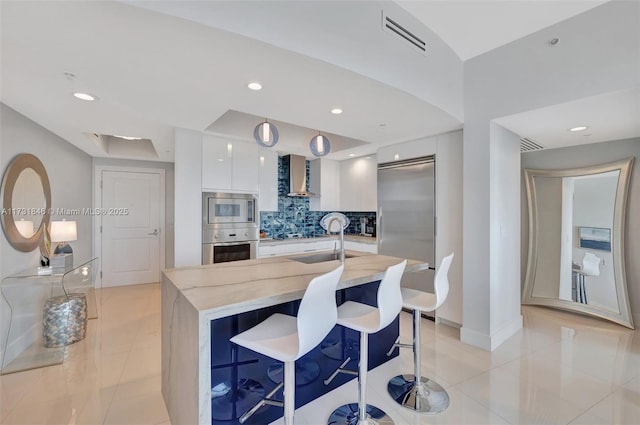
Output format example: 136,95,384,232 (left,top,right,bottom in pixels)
202,192,258,264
